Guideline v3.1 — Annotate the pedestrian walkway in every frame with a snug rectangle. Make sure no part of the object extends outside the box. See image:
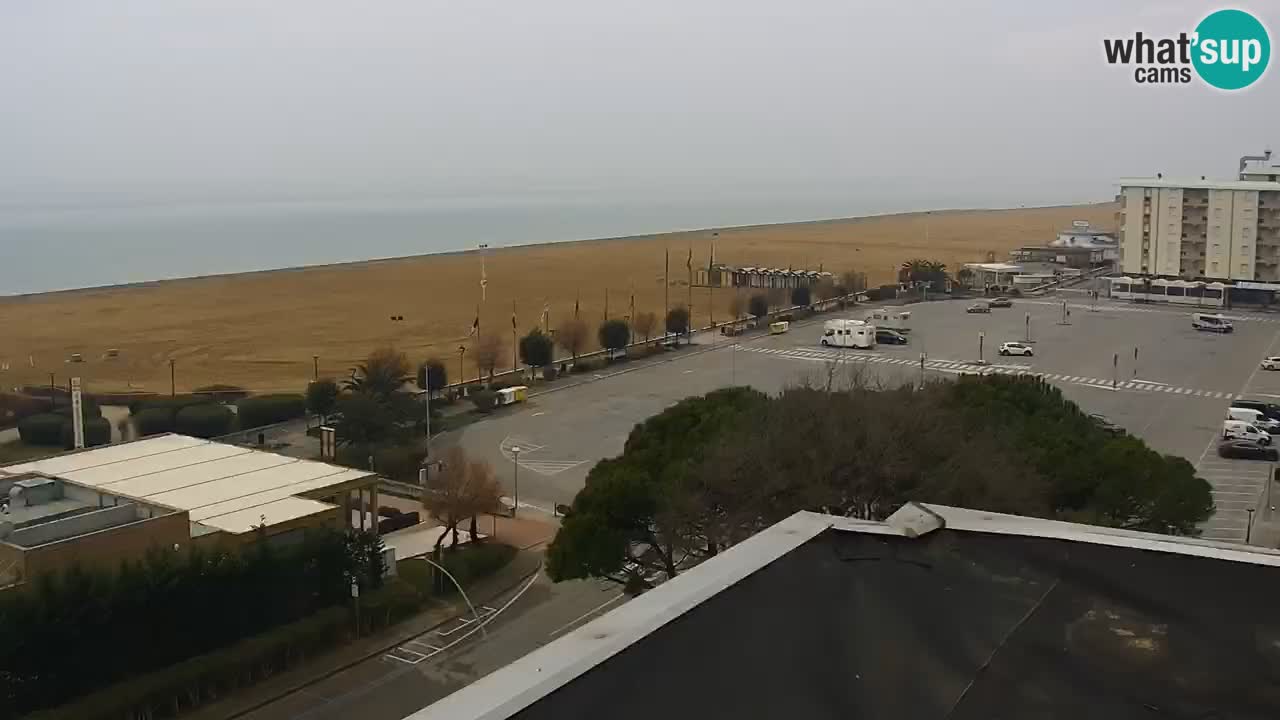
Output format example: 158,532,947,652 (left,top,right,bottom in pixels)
742,346,1239,399
1195,455,1270,543
1020,299,1280,324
